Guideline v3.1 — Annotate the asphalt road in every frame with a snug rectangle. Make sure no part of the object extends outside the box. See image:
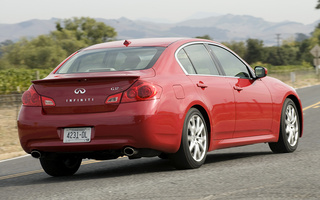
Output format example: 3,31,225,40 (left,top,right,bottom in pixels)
1,85,320,200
